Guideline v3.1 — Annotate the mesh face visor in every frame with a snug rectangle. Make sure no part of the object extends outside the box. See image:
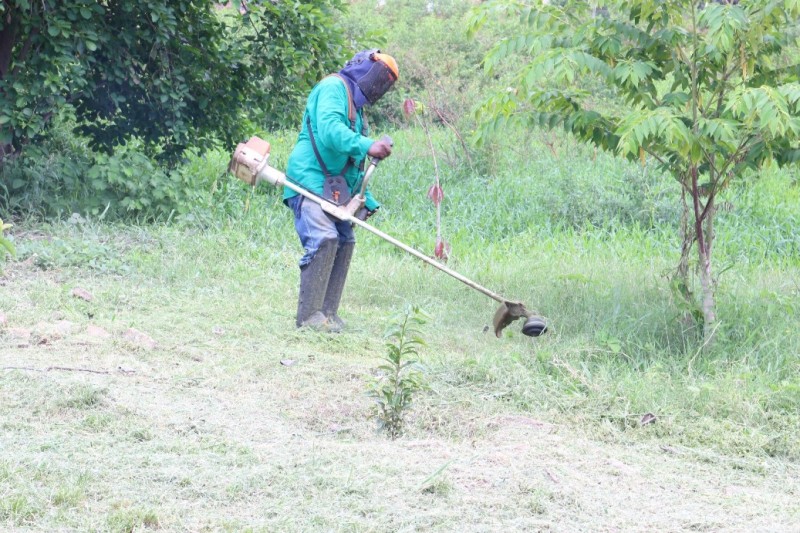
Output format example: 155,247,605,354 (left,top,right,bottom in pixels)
356,60,398,104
